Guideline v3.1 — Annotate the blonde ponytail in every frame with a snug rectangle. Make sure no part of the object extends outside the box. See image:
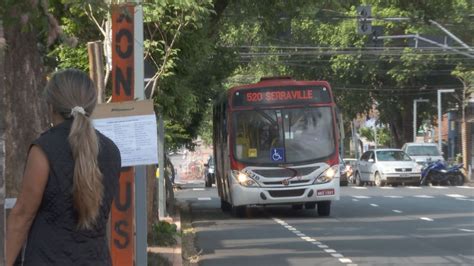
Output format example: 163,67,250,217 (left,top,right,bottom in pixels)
45,69,103,230
69,111,103,229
